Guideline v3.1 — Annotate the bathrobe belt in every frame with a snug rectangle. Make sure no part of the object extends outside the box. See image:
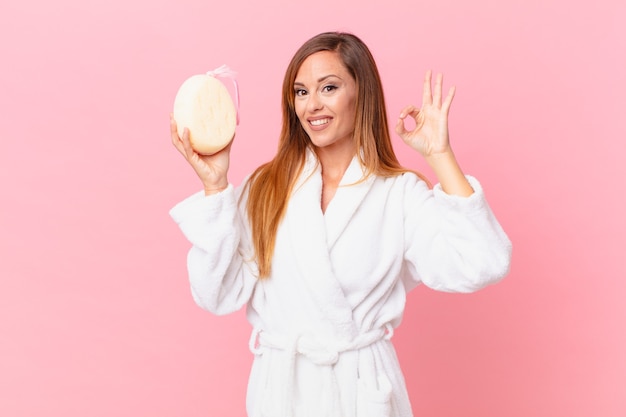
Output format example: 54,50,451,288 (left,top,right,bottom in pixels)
248,324,394,417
